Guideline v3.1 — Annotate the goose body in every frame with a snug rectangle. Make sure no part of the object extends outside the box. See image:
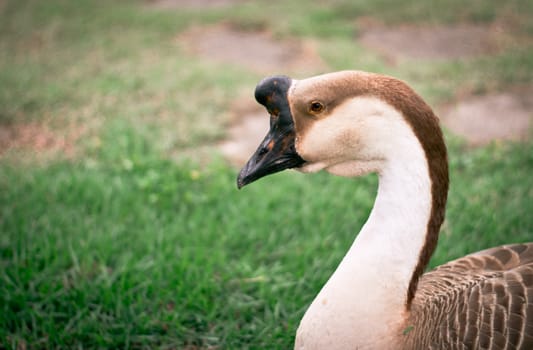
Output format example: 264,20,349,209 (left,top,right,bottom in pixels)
237,71,533,349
